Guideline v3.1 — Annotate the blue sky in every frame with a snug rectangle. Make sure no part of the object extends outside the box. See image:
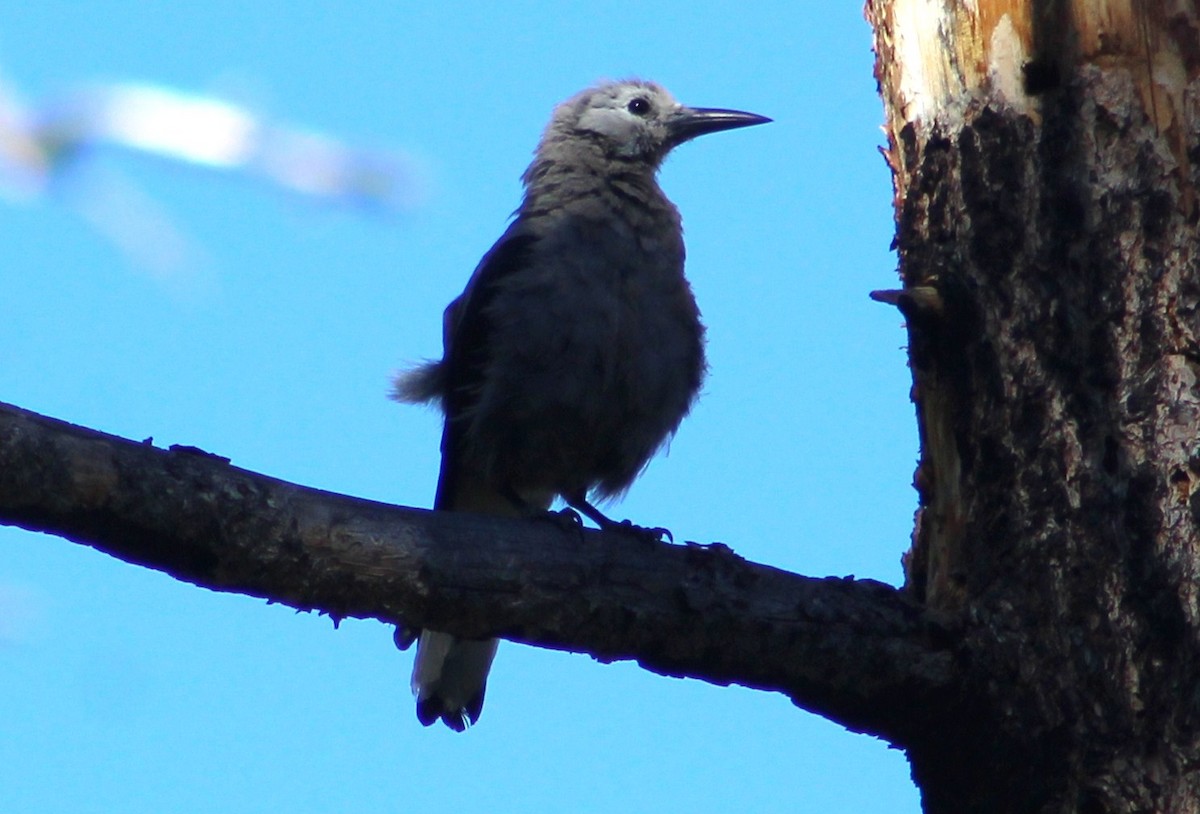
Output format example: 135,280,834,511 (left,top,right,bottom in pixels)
0,3,921,812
